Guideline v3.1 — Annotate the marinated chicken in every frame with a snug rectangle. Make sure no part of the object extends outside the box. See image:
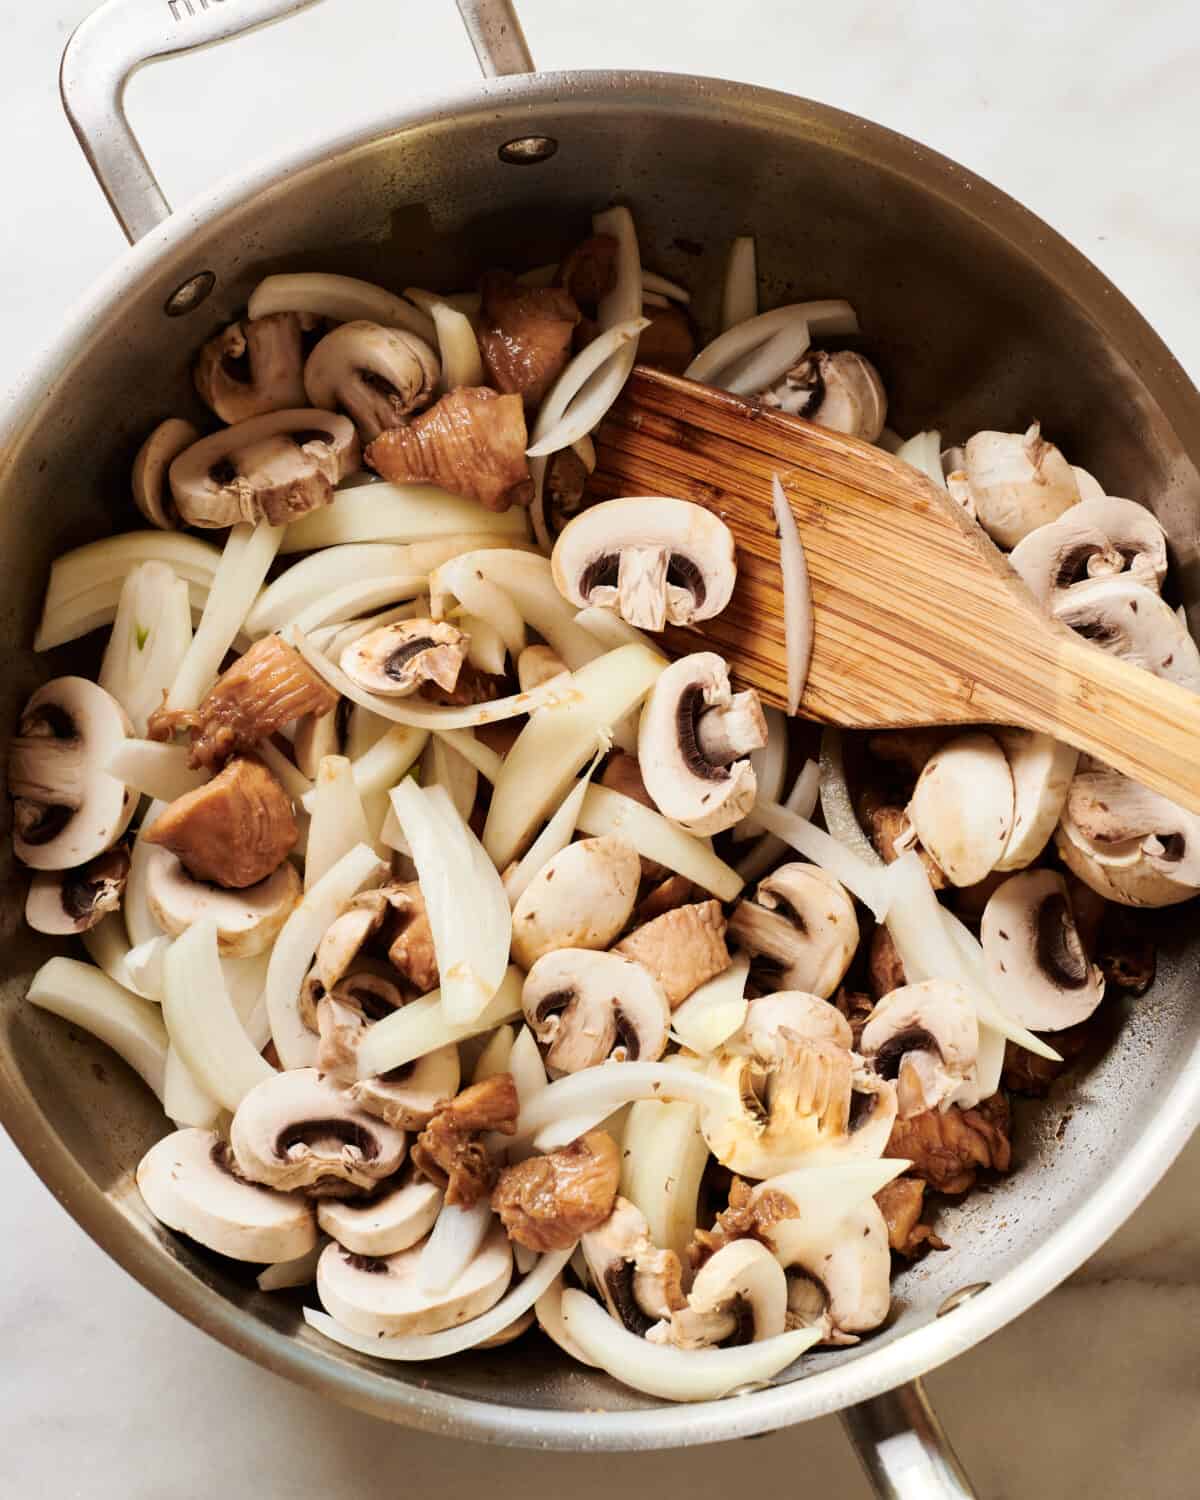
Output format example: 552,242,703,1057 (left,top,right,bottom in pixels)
492,1130,620,1251
615,899,731,1007
687,1175,798,1272
478,271,580,408
411,1073,520,1207
557,234,618,309
867,925,907,1002
143,756,296,889
385,881,439,994
885,1092,1013,1194
637,304,695,374
365,387,533,511
876,1178,946,1258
